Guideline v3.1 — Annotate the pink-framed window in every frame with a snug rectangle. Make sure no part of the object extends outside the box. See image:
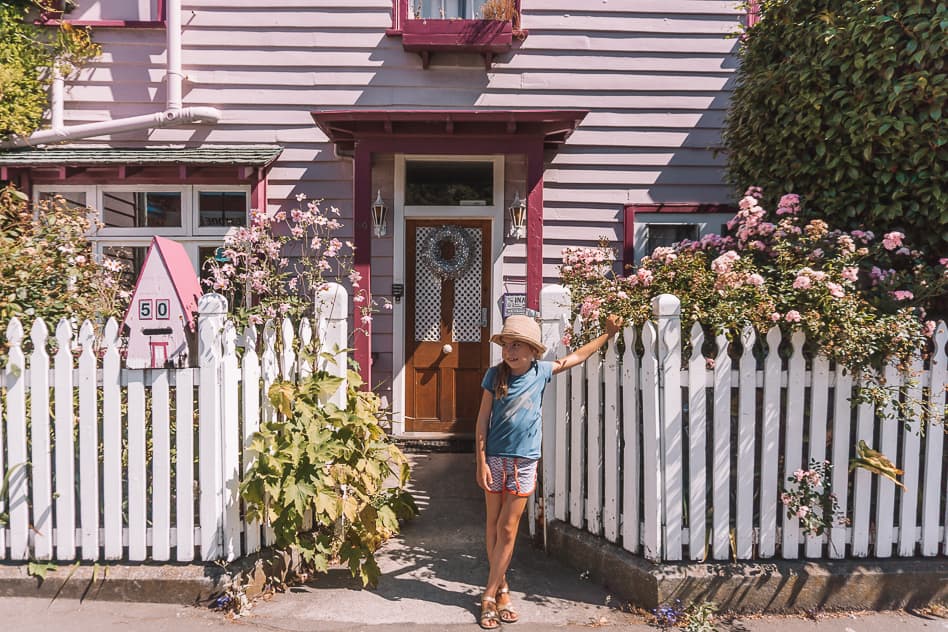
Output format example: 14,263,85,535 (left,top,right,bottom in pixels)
623,203,736,269
39,0,166,28
746,0,761,27
388,0,526,68
390,0,523,32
